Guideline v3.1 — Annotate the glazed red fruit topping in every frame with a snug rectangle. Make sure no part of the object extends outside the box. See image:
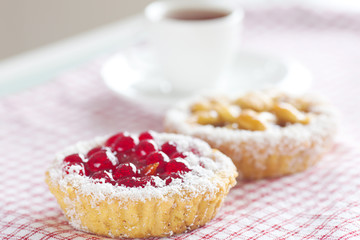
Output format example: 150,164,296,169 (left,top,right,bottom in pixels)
145,151,169,165
116,151,136,164
86,147,103,158
63,162,89,176
135,140,157,158
161,141,178,156
113,163,137,180
63,154,83,165
165,159,190,174
63,154,89,176
62,131,193,188
145,151,169,173
138,131,154,141
104,132,127,147
91,170,113,184
171,152,187,159
87,150,117,172
112,136,136,153
117,176,156,188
